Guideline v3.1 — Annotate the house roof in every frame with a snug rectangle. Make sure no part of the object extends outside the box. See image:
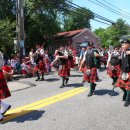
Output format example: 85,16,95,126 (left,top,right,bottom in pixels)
56,29,85,38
